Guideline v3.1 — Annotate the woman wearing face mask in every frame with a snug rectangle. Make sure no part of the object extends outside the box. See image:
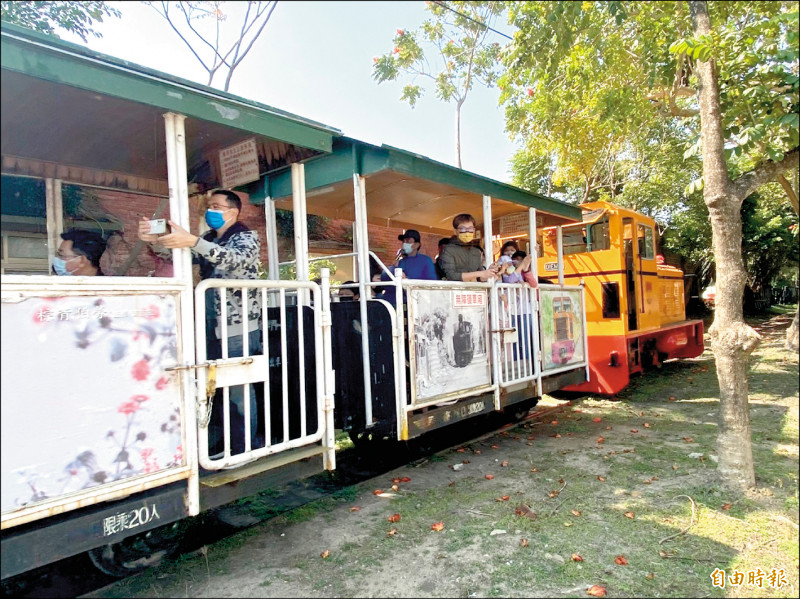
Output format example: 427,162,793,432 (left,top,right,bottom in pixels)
499,240,520,261
438,214,498,282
